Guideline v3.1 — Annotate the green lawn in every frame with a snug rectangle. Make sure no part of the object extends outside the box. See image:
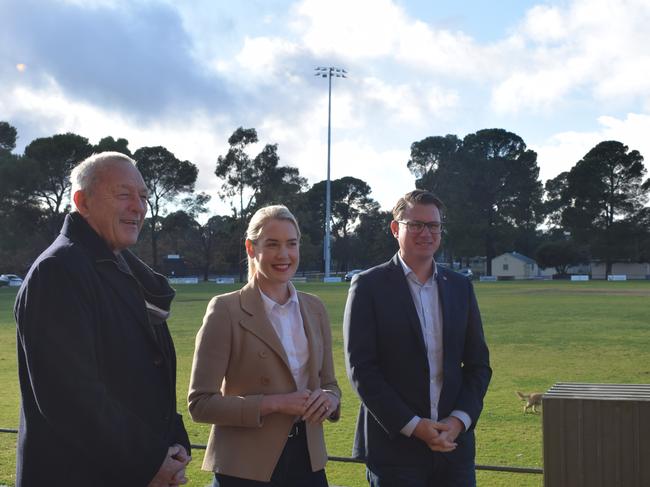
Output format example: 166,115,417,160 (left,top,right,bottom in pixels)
1,280,649,486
